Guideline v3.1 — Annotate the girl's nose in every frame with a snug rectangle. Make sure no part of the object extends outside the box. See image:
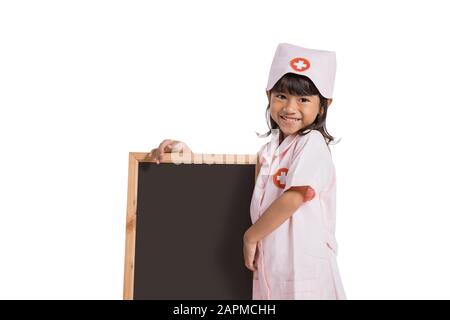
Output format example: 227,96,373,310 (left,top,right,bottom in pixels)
285,97,299,111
